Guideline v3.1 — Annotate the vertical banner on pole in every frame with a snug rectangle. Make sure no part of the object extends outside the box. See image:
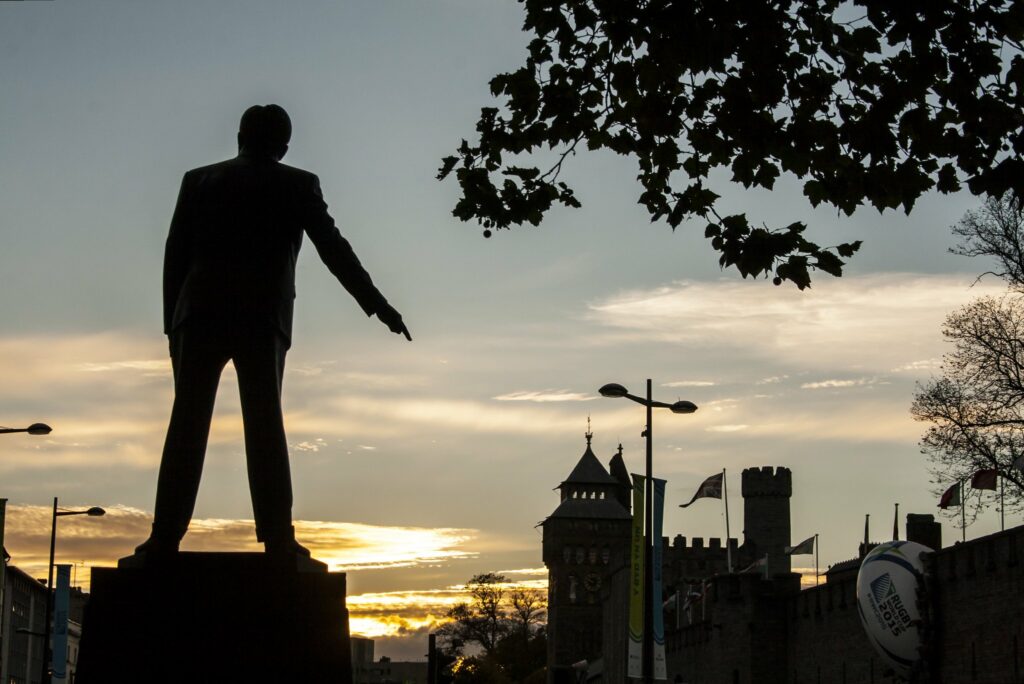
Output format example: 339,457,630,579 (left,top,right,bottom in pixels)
52,564,71,683
652,478,667,680
0,497,6,657
628,474,645,679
